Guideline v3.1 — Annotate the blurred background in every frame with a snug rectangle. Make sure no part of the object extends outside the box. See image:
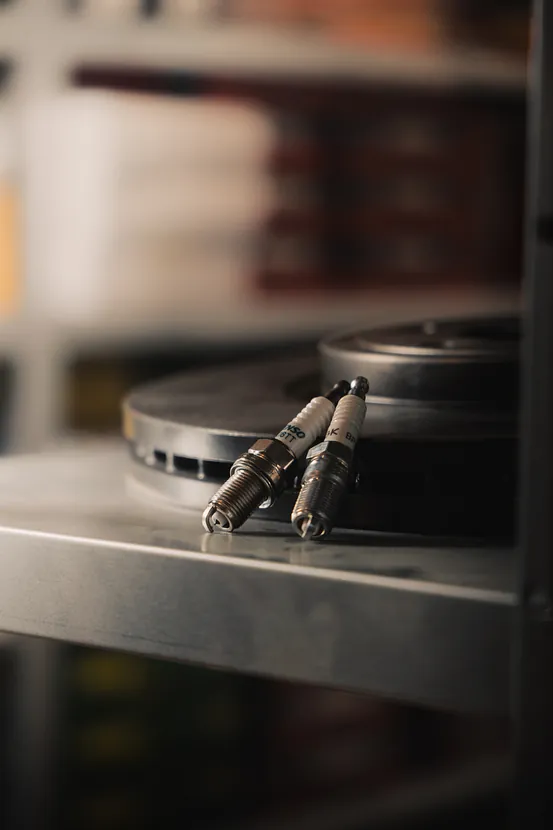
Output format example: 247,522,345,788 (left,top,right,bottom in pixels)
0,1,529,828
